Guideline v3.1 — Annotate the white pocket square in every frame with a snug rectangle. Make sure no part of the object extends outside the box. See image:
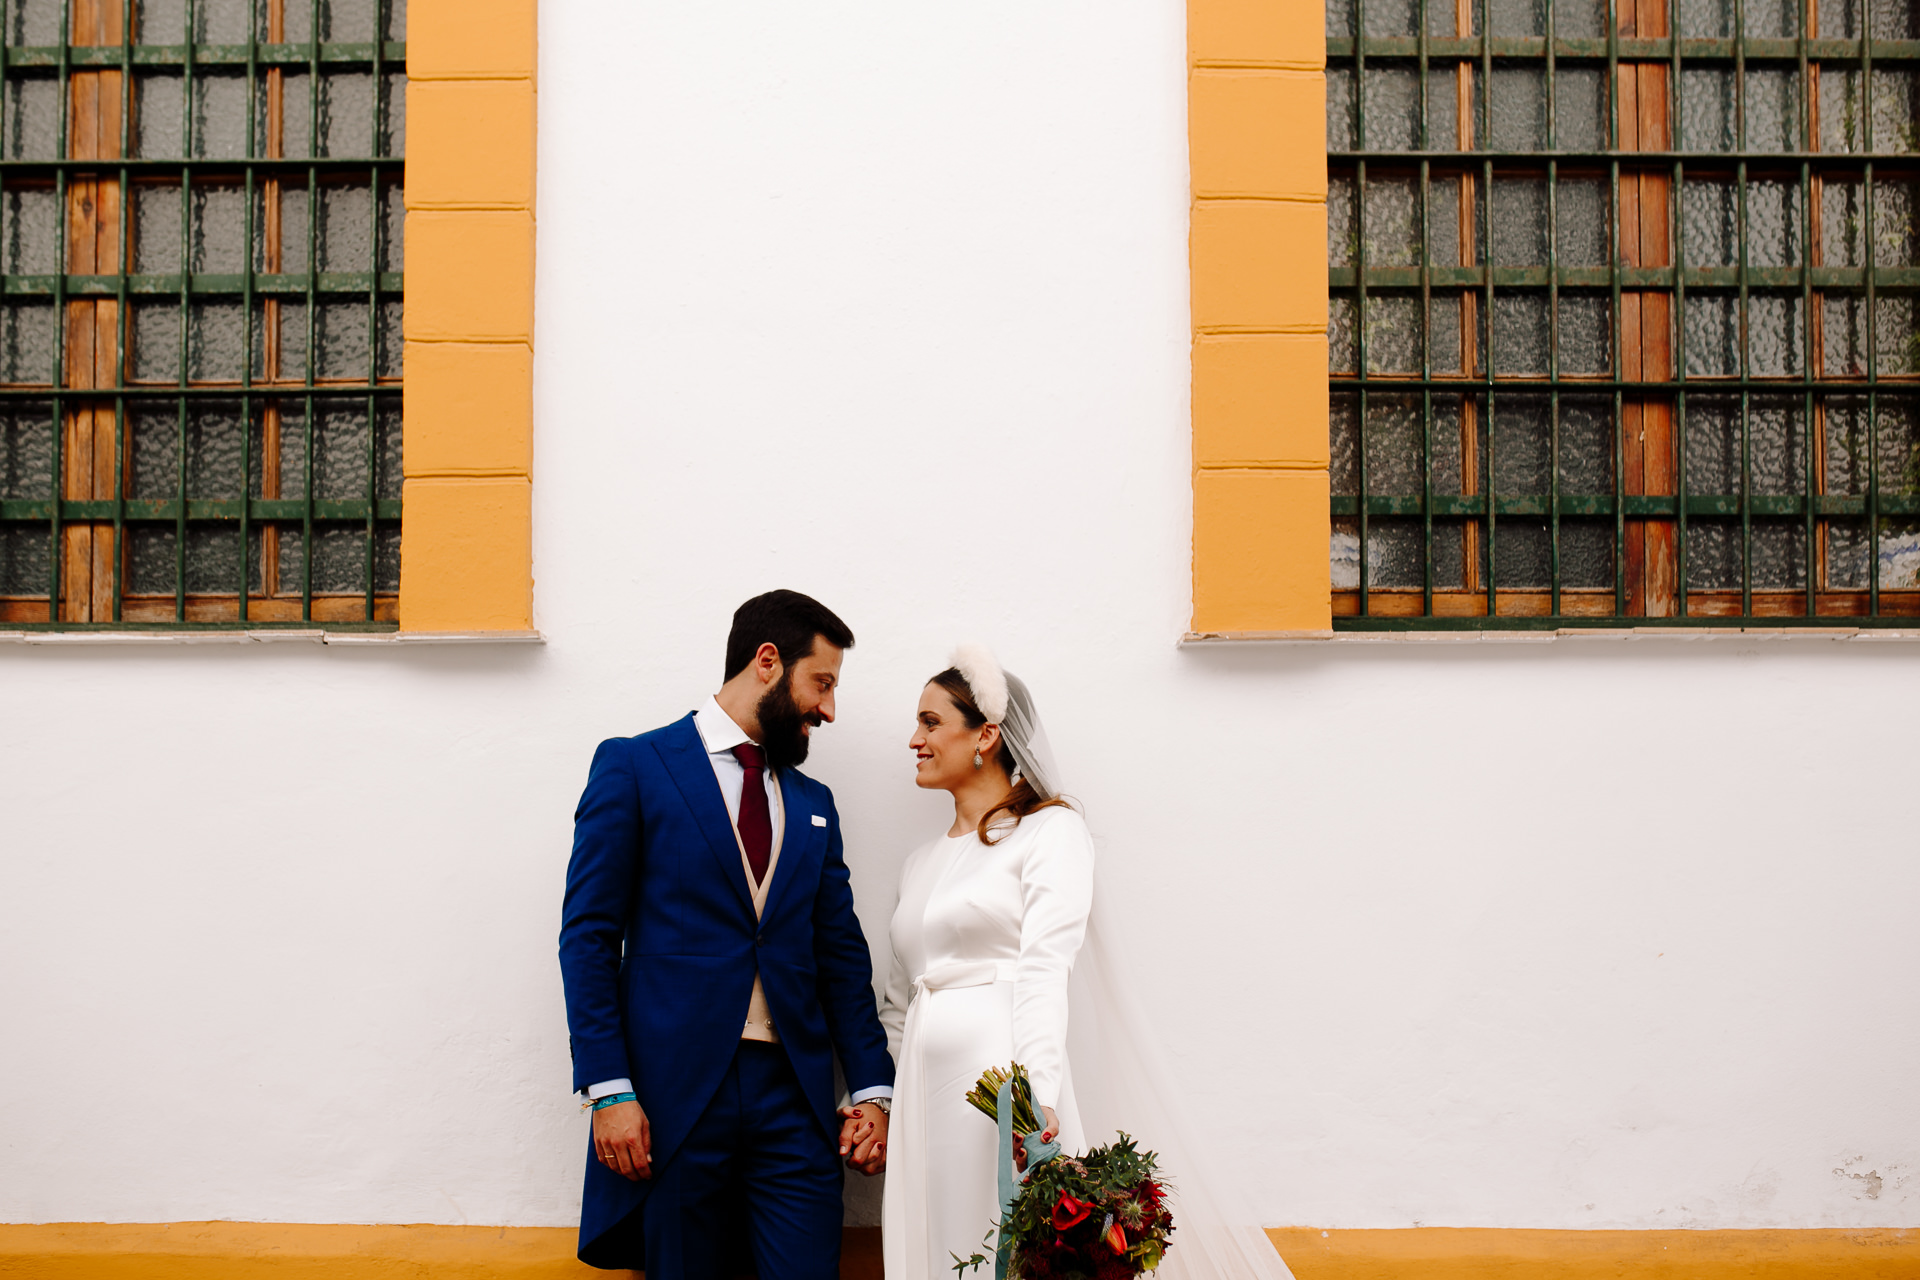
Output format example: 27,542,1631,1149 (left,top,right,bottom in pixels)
811,814,828,828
